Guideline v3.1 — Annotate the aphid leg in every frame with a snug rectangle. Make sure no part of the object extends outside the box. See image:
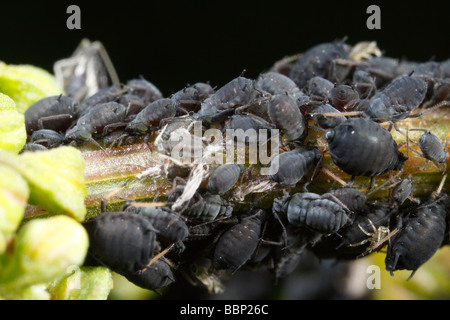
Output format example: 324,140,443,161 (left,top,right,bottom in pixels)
102,122,127,136
271,207,288,250
321,167,347,187
346,176,356,188
366,171,402,196
368,176,376,190
37,114,73,130
94,41,121,89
